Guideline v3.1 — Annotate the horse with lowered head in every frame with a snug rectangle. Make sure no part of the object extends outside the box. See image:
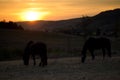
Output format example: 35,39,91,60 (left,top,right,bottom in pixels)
23,41,47,67
81,37,111,63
